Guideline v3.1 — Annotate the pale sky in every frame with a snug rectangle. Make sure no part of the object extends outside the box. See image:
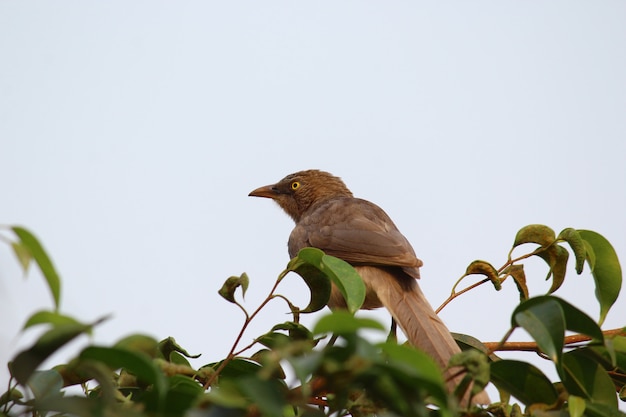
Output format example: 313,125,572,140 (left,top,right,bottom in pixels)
1,1,625,404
